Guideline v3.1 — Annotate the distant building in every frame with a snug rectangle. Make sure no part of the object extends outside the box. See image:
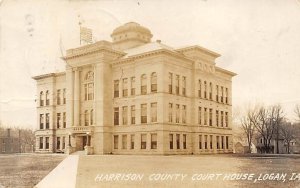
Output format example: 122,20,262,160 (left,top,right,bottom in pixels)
33,22,236,155
256,136,300,154
0,128,20,154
